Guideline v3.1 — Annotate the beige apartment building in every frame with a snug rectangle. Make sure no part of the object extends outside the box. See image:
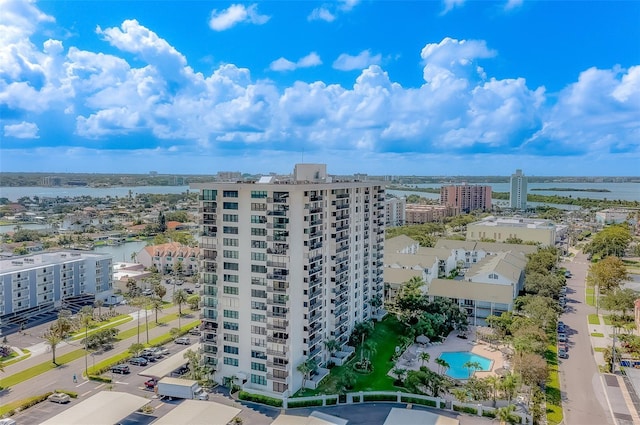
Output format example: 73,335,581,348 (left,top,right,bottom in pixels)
192,164,385,396
440,184,492,213
405,204,457,224
466,216,559,246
